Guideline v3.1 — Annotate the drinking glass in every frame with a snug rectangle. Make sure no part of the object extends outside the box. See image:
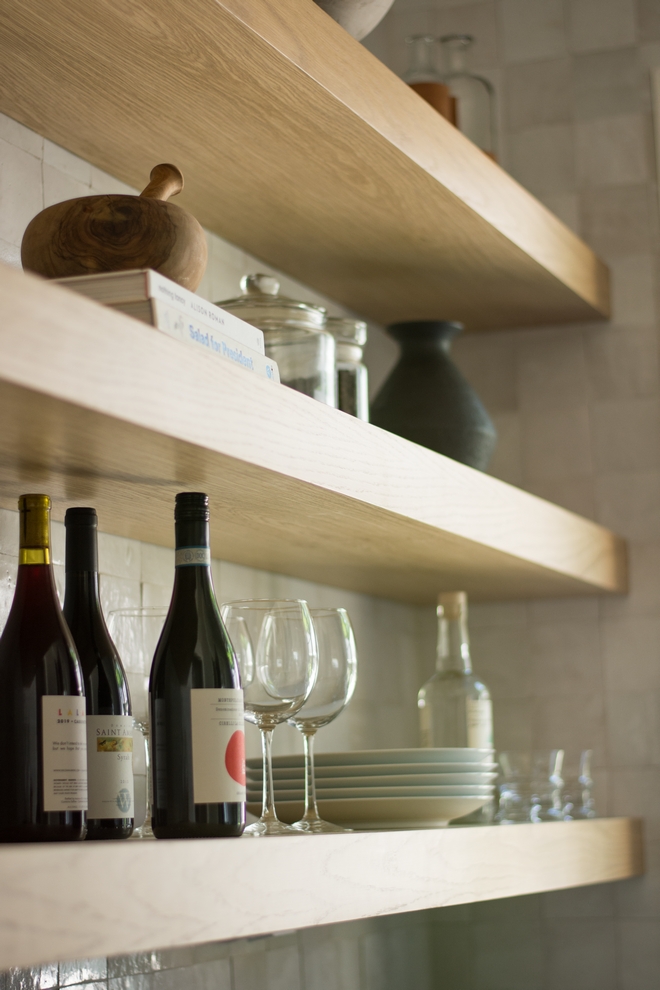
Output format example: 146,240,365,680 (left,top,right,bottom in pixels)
562,750,596,820
288,608,358,833
496,750,565,824
107,607,168,840
221,599,318,836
